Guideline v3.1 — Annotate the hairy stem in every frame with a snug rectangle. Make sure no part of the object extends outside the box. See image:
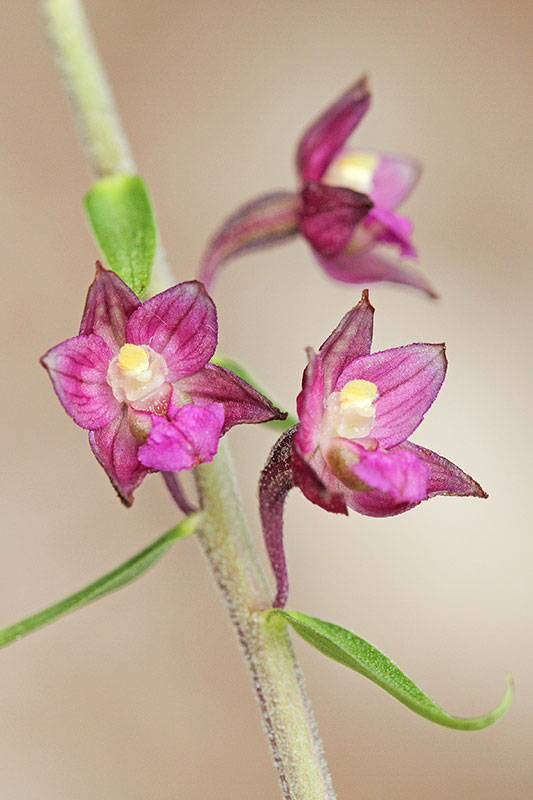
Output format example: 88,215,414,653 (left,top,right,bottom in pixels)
42,1,336,796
